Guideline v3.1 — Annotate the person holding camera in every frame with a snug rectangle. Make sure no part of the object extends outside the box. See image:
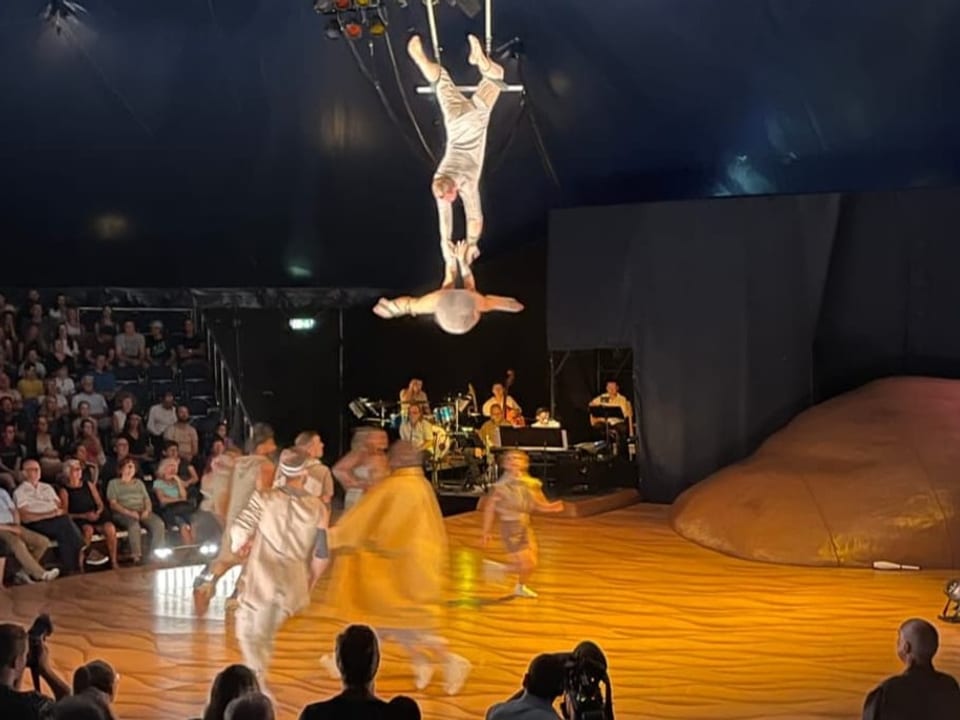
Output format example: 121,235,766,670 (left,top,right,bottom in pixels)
0,621,70,719
486,653,566,719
